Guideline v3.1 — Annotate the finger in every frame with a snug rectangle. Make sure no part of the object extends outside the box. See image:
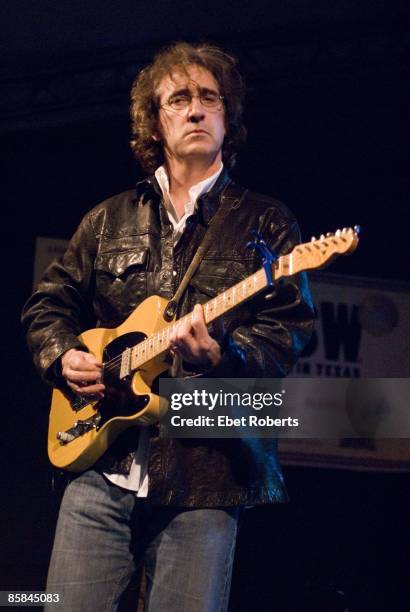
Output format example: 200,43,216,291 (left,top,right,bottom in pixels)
177,334,199,359
63,368,103,384
177,331,215,362
175,318,193,344
69,381,106,396
62,356,102,380
63,367,102,386
169,327,178,347
191,304,211,341
69,356,103,372
62,349,102,371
